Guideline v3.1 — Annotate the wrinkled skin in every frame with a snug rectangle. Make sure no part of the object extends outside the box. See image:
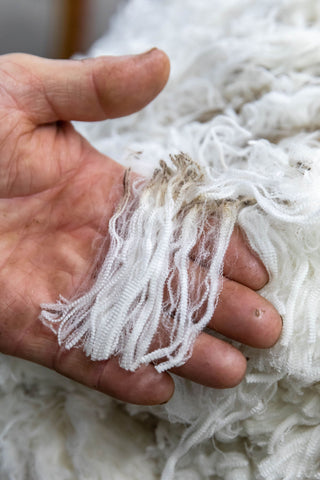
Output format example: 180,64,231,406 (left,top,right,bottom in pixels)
0,50,282,405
